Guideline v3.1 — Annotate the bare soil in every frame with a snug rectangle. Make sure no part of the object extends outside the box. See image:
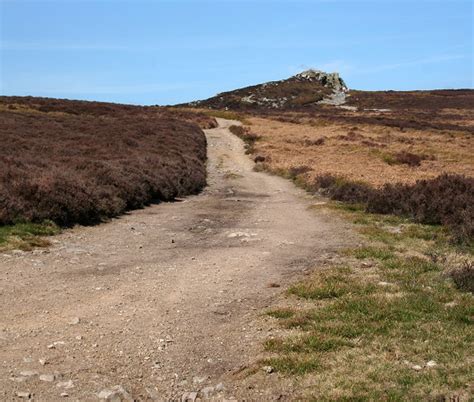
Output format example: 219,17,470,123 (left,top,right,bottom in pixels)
0,119,353,401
